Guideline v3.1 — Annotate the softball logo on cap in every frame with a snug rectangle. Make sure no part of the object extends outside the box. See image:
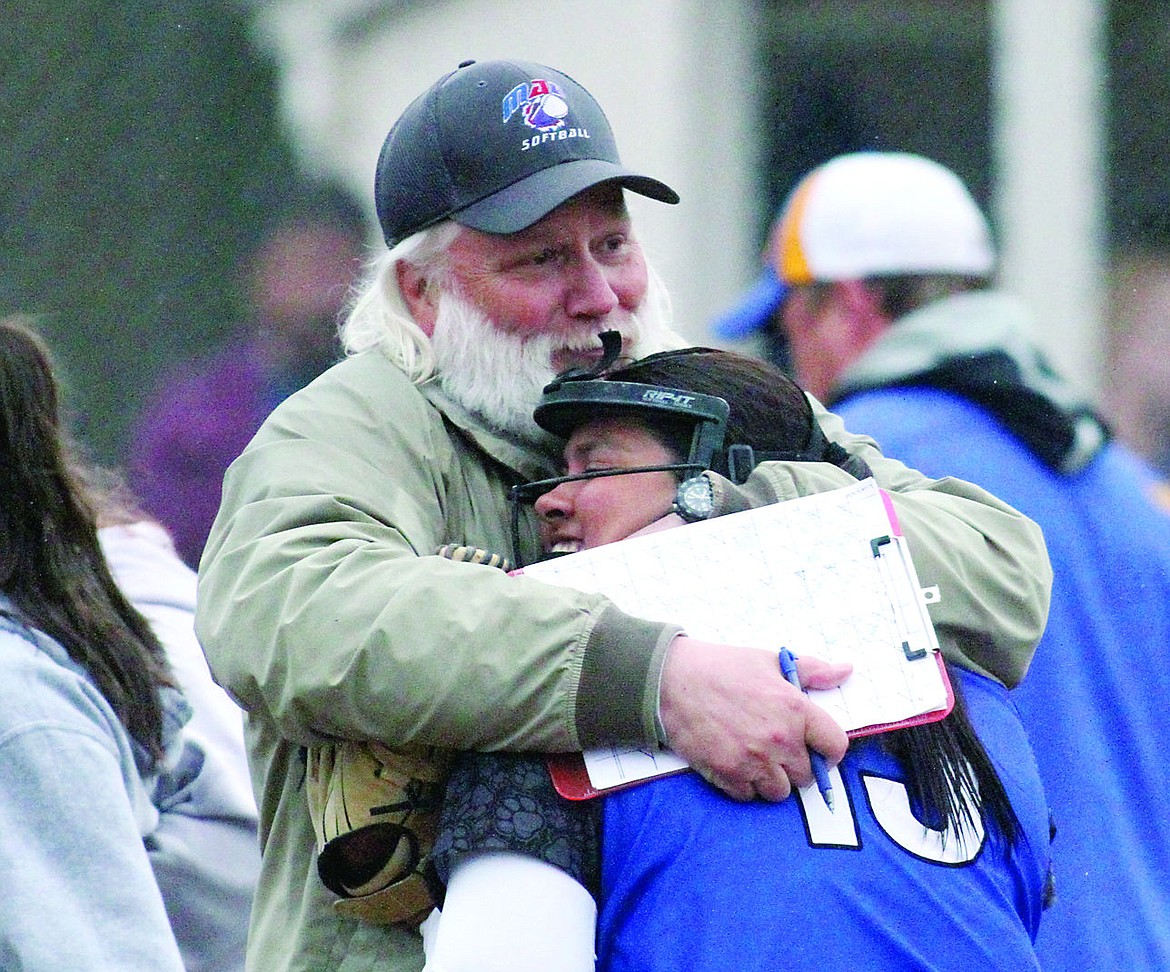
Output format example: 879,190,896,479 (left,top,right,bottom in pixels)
503,77,593,152
503,78,569,132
